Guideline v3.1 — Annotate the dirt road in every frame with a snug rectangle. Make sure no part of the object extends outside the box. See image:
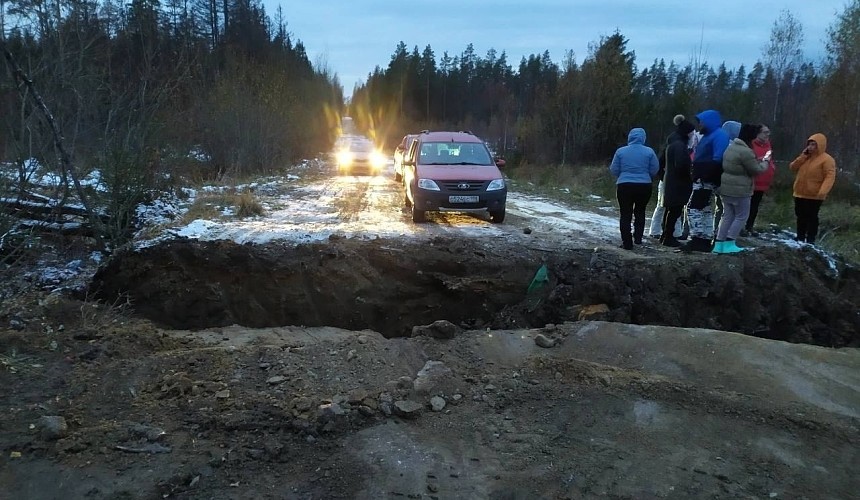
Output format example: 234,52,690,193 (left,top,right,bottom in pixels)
1,160,859,499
